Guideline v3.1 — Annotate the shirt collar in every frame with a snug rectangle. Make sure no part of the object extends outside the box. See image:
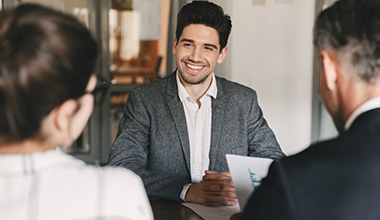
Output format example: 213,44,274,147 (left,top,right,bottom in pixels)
344,96,380,130
176,71,218,102
206,74,218,99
